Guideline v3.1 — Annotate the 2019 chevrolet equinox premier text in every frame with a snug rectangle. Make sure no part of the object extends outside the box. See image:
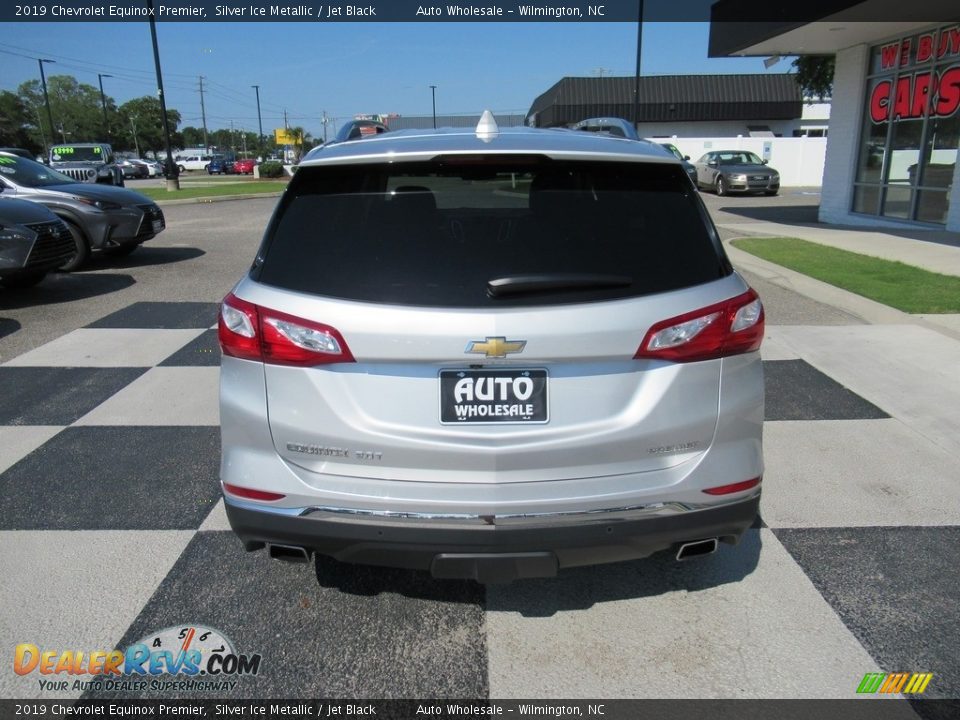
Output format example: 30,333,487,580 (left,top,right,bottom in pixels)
218,114,764,583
